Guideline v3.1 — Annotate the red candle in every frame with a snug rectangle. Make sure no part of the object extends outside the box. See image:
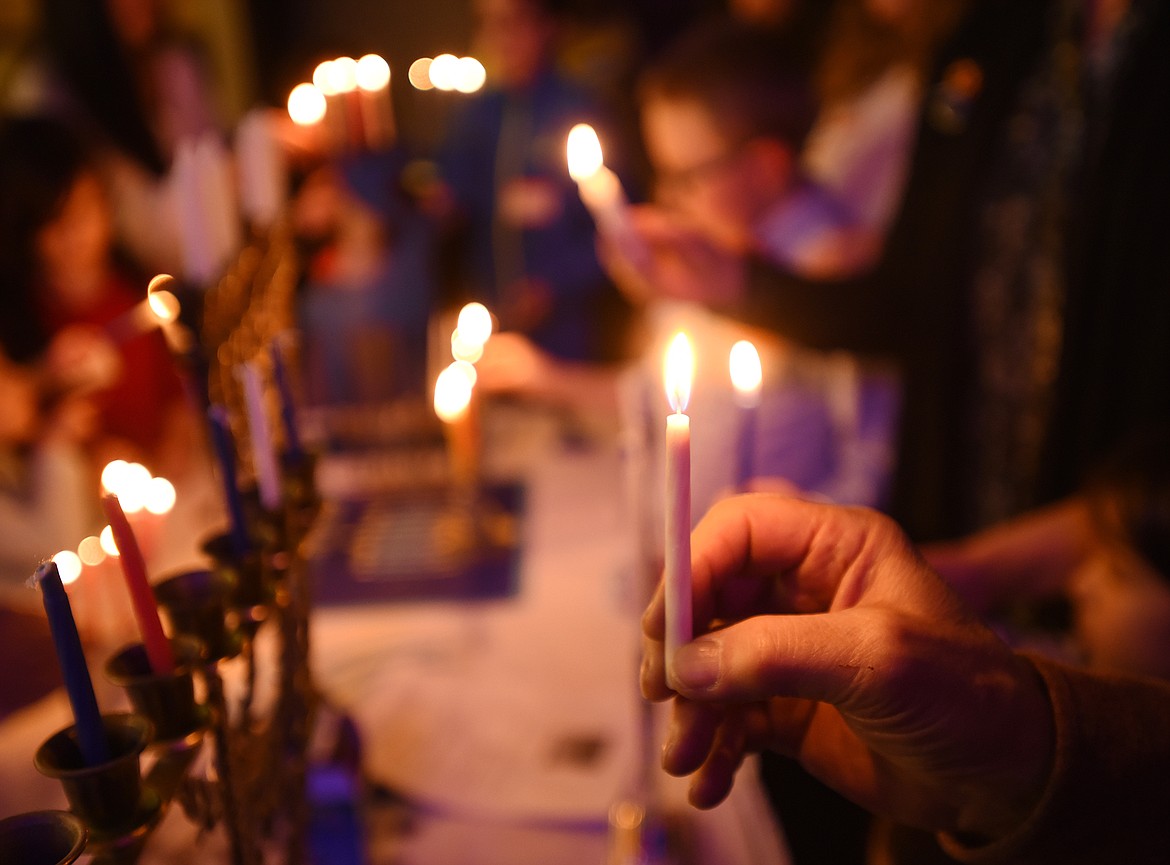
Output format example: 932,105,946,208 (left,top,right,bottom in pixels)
101,494,175,673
